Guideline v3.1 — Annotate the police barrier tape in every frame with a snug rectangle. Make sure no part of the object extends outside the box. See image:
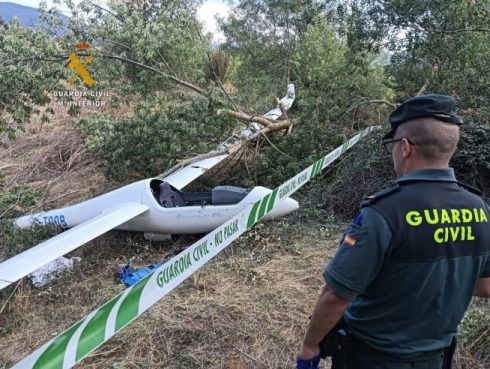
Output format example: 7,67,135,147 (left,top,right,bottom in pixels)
11,125,380,369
